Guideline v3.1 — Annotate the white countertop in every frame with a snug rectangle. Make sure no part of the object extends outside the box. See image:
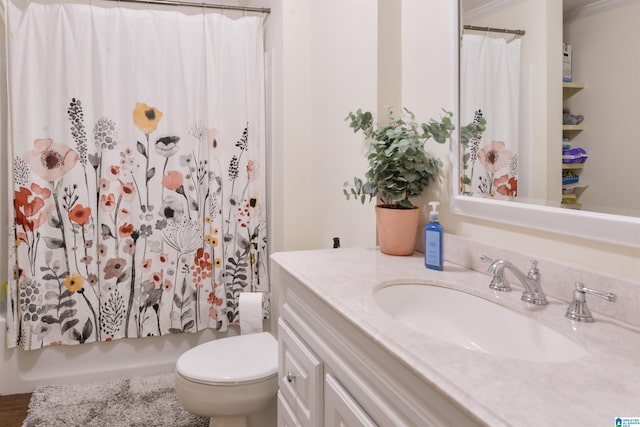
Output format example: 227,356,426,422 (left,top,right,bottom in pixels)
271,247,640,427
